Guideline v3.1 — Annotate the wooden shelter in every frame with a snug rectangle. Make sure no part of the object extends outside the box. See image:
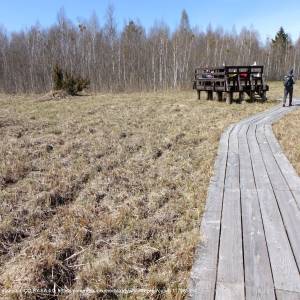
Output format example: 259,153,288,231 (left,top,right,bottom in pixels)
193,65,269,103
